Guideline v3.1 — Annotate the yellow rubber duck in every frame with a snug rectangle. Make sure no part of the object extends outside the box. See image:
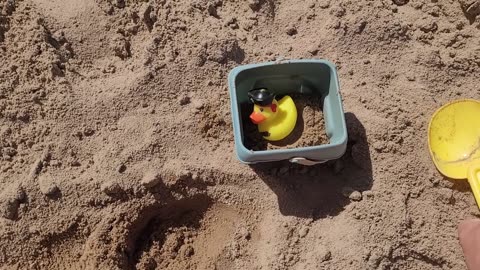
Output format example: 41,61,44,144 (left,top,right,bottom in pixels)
248,88,297,141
